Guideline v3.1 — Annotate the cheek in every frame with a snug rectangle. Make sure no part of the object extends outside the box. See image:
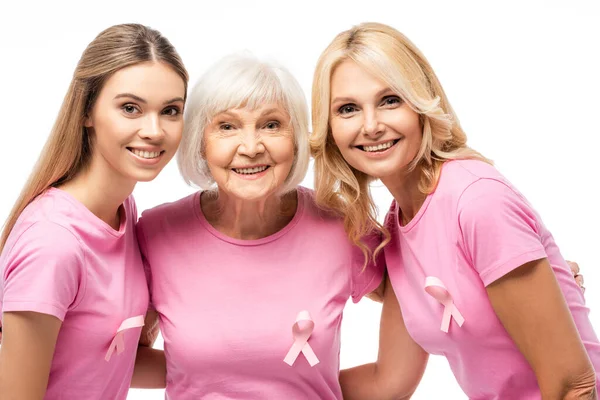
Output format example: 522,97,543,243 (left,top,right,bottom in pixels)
94,113,136,145
167,120,185,145
267,136,295,165
204,140,227,167
330,120,356,148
